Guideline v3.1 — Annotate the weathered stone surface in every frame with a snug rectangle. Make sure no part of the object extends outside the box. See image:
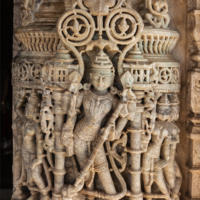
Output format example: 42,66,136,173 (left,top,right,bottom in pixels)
11,1,200,200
